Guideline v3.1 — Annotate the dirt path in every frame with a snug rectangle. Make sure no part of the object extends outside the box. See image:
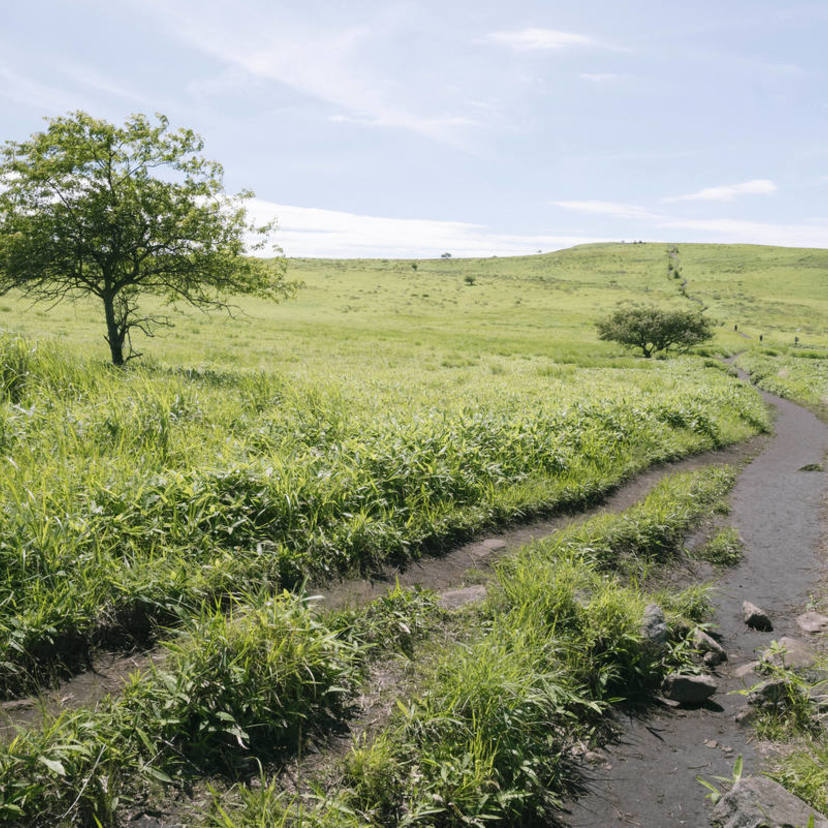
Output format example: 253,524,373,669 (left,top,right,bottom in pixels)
0,439,762,736
563,380,828,827
316,440,763,612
